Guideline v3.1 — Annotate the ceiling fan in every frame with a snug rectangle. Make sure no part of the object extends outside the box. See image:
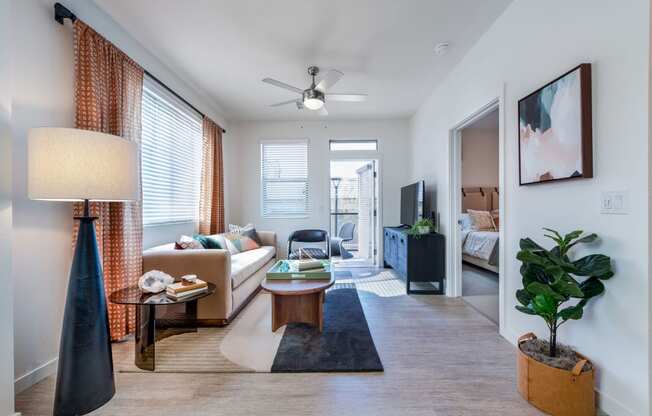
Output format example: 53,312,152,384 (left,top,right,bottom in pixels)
262,66,367,116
